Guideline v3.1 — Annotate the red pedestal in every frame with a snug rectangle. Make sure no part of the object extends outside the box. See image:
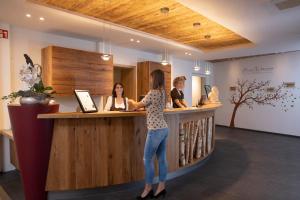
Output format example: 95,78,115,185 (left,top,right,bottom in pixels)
8,104,59,200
